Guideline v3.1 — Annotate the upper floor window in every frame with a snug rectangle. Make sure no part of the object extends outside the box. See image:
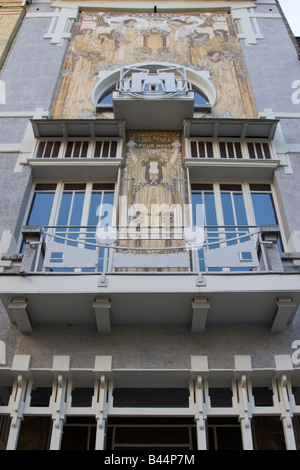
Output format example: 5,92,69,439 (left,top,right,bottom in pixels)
189,140,273,160
35,140,119,159
191,182,281,272
23,182,116,271
26,182,115,230
97,89,114,106
191,183,278,230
